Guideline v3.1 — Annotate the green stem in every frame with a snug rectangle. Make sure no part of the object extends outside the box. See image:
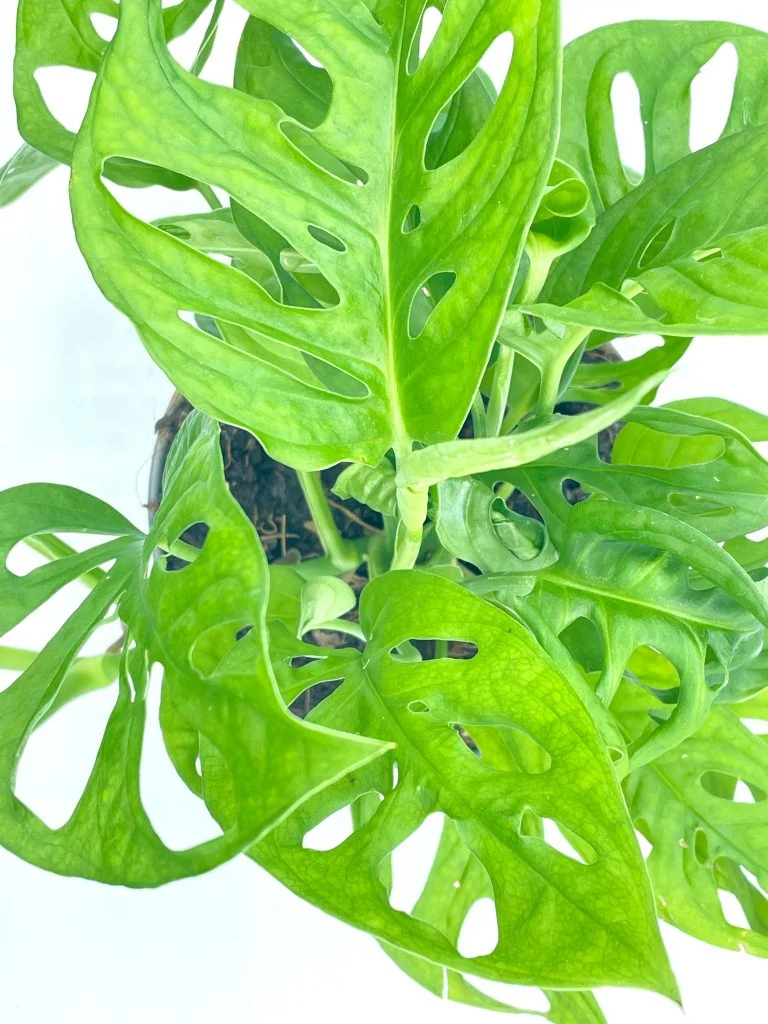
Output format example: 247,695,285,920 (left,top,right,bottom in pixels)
190,0,225,76
0,646,36,672
470,391,487,438
297,471,361,573
485,346,516,437
536,326,592,418
25,534,105,589
391,486,428,571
